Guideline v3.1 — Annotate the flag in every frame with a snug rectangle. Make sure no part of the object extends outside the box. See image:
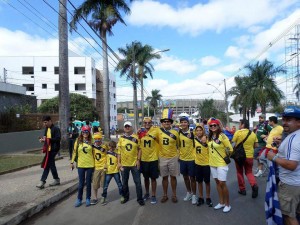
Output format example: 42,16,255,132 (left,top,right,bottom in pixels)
265,159,283,225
